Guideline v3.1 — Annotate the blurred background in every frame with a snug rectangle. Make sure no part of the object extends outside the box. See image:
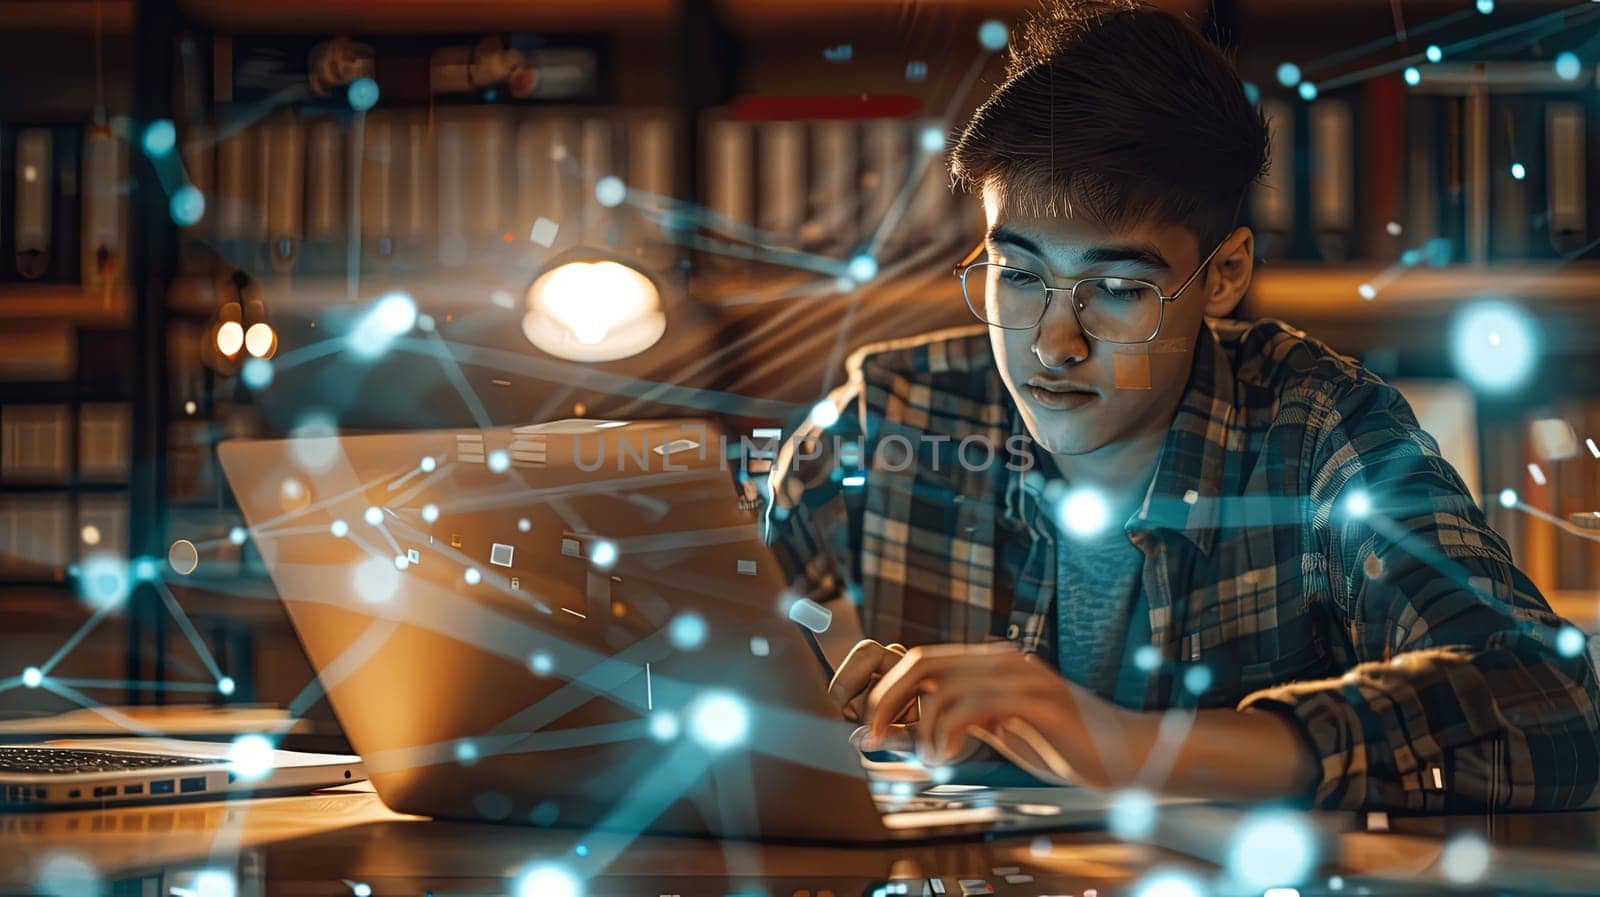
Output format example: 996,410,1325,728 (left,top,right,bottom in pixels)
0,0,1597,739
